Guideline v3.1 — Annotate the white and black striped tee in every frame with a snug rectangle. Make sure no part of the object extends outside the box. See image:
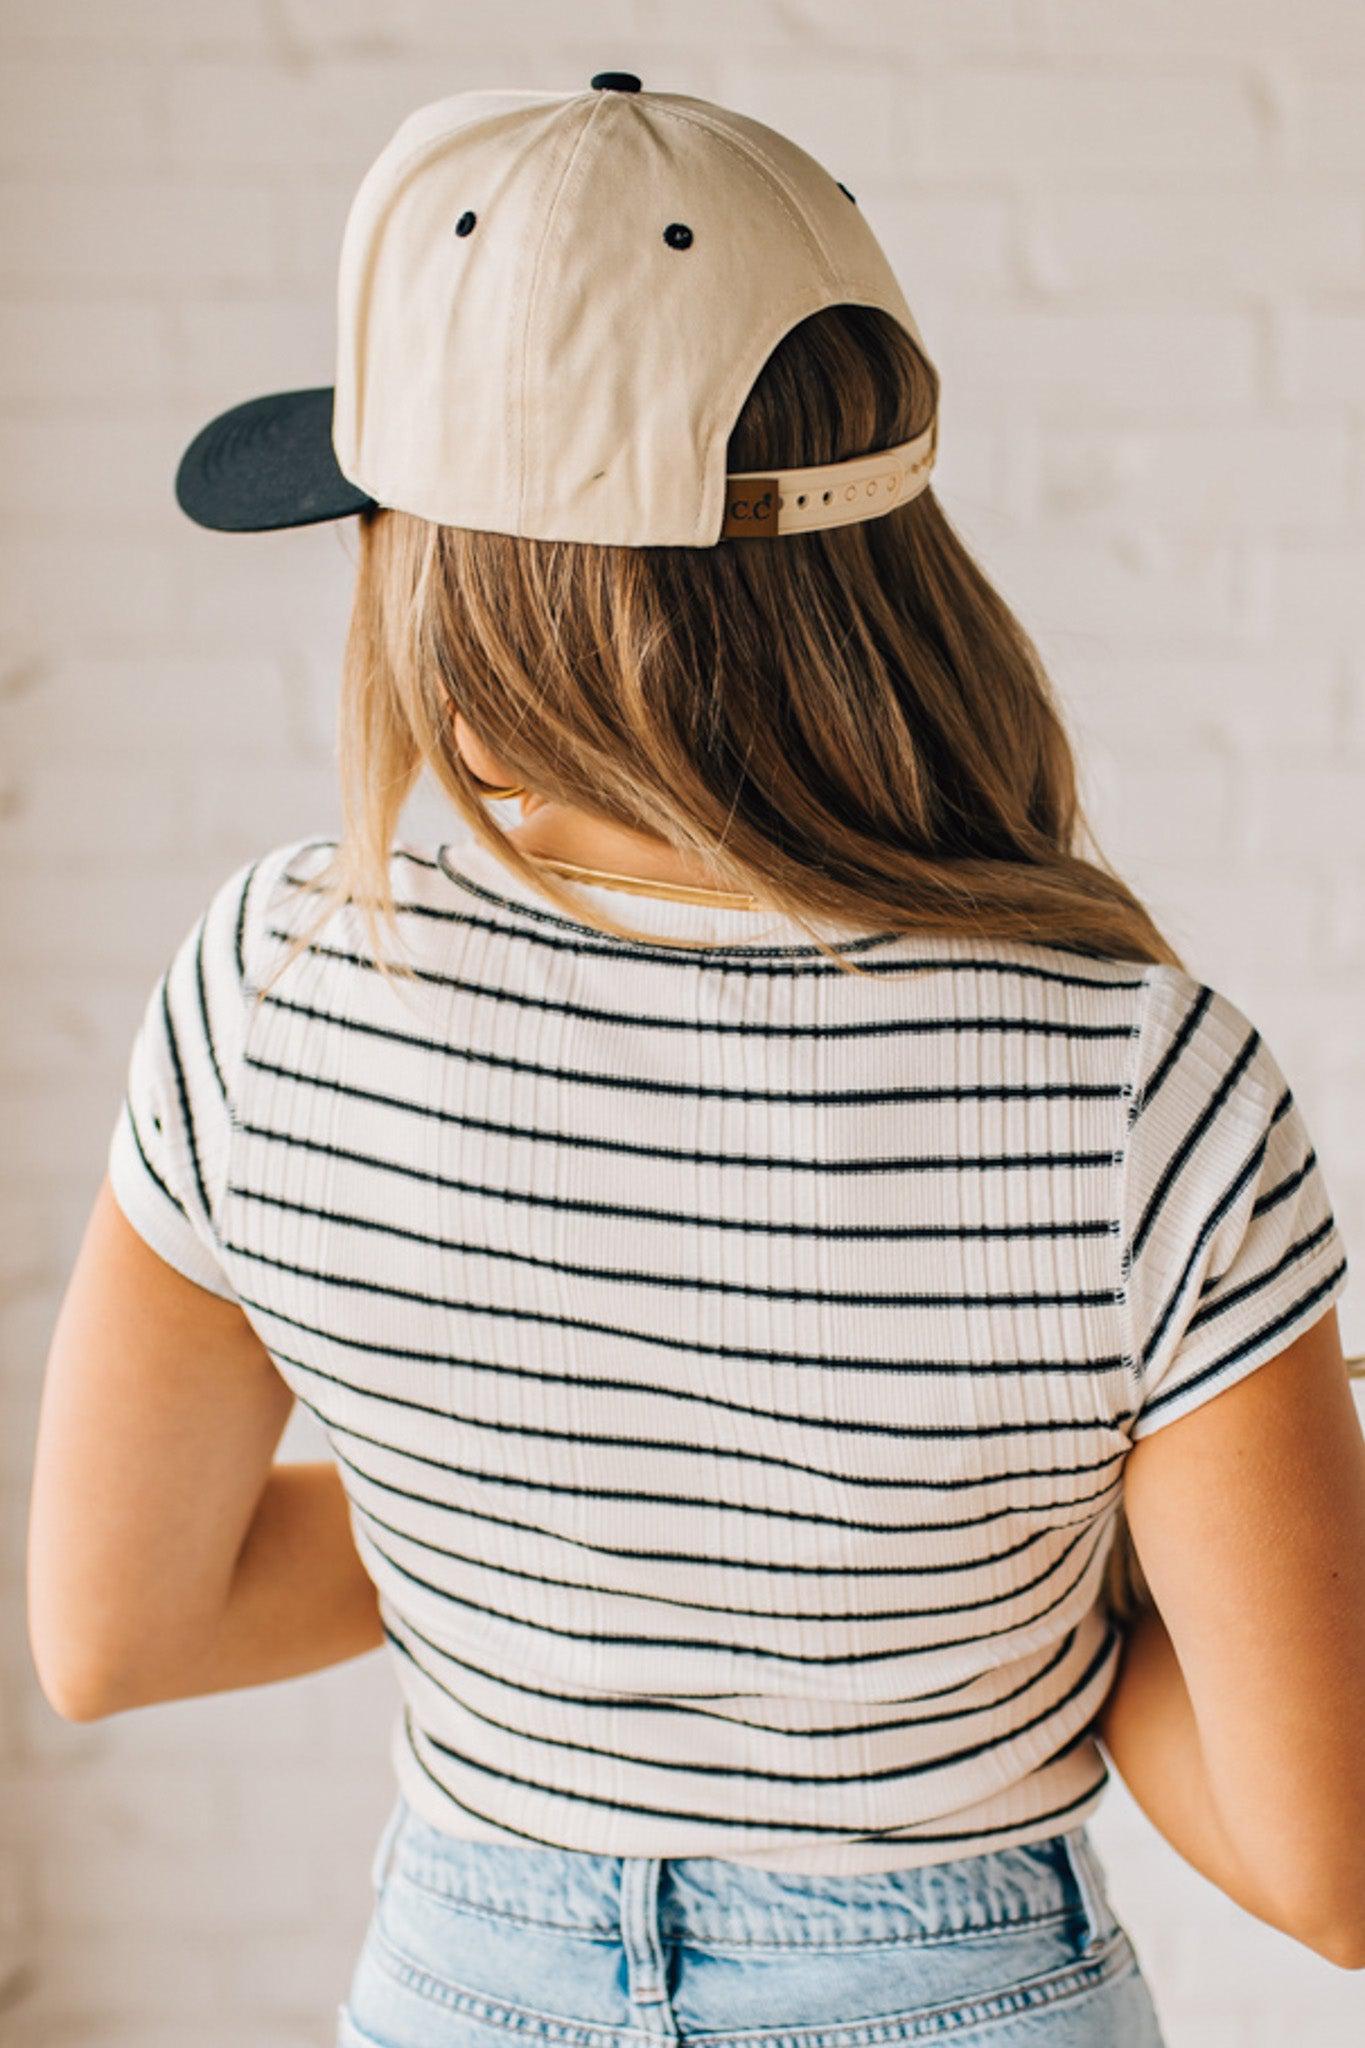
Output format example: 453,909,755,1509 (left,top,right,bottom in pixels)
106,833,1349,1874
